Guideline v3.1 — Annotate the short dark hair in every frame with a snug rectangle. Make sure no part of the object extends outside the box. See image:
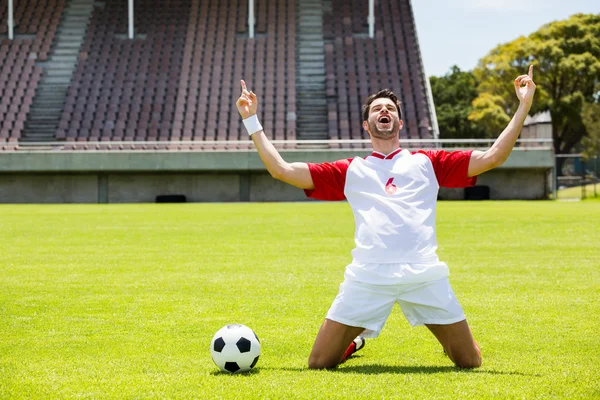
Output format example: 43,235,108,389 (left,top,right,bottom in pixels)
362,89,403,122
